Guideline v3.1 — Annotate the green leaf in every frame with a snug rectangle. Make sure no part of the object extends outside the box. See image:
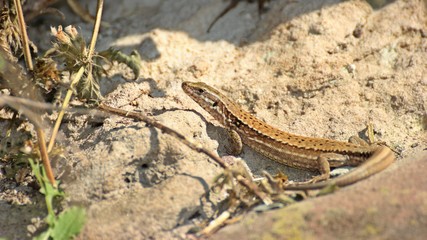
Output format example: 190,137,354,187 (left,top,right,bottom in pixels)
51,207,86,240
99,48,142,80
33,229,51,240
28,158,64,217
